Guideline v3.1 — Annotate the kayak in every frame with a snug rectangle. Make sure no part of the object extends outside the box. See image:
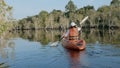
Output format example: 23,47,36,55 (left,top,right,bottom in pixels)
62,38,86,51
